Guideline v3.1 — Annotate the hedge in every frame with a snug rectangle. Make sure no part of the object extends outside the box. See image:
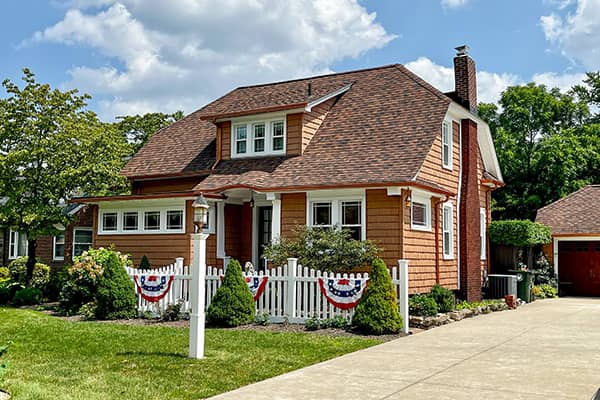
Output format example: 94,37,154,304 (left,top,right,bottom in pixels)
488,220,552,247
